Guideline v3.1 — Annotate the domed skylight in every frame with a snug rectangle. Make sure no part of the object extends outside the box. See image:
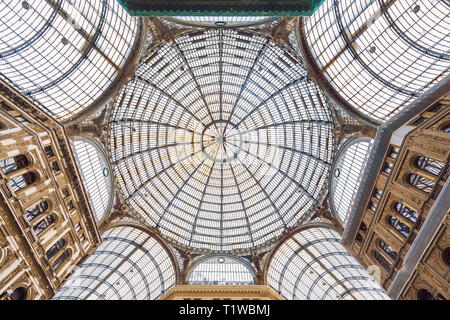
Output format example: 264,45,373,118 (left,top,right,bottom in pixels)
108,29,335,253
